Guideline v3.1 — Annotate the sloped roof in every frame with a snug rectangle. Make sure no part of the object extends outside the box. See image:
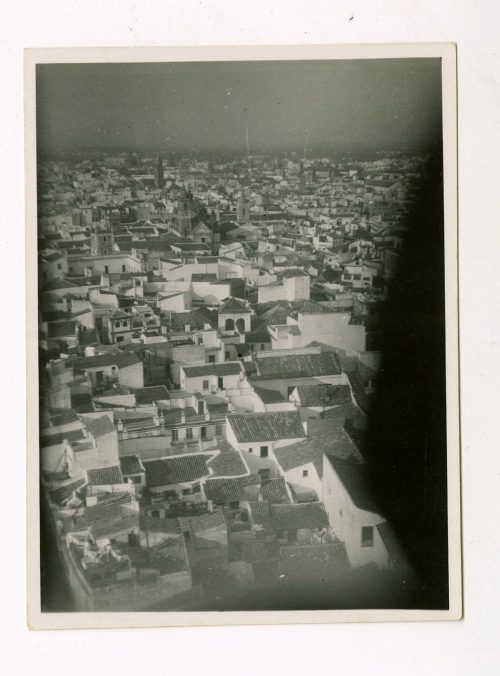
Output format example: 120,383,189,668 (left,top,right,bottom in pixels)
253,388,286,404
294,383,352,408
280,542,350,579
71,352,142,370
254,351,342,380
260,478,292,504
119,455,144,475
207,446,249,478
143,454,212,488
274,418,363,477
203,474,261,503
227,411,306,443
219,296,250,314
81,415,116,438
270,502,329,530
182,362,242,378
131,385,170,405
86,465,123,487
